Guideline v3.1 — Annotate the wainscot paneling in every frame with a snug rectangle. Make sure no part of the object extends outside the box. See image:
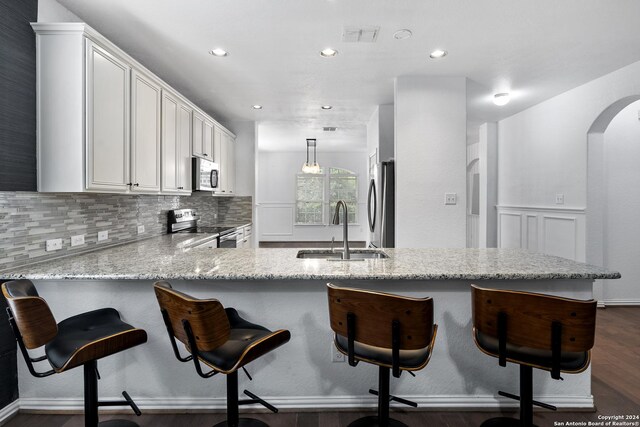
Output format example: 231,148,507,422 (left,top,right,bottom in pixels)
497,205,586,262
259,203,295,238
